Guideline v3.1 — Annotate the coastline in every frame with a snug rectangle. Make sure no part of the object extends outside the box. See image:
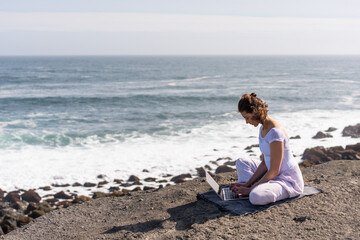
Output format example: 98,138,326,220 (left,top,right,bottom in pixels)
2,160,359,239
0,124,359,238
